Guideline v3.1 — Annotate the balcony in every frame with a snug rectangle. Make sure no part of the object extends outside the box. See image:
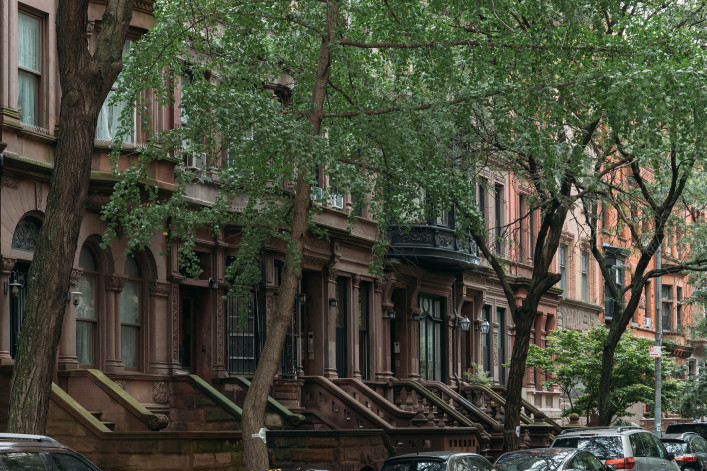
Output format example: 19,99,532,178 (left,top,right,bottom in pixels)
387,224,480,270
